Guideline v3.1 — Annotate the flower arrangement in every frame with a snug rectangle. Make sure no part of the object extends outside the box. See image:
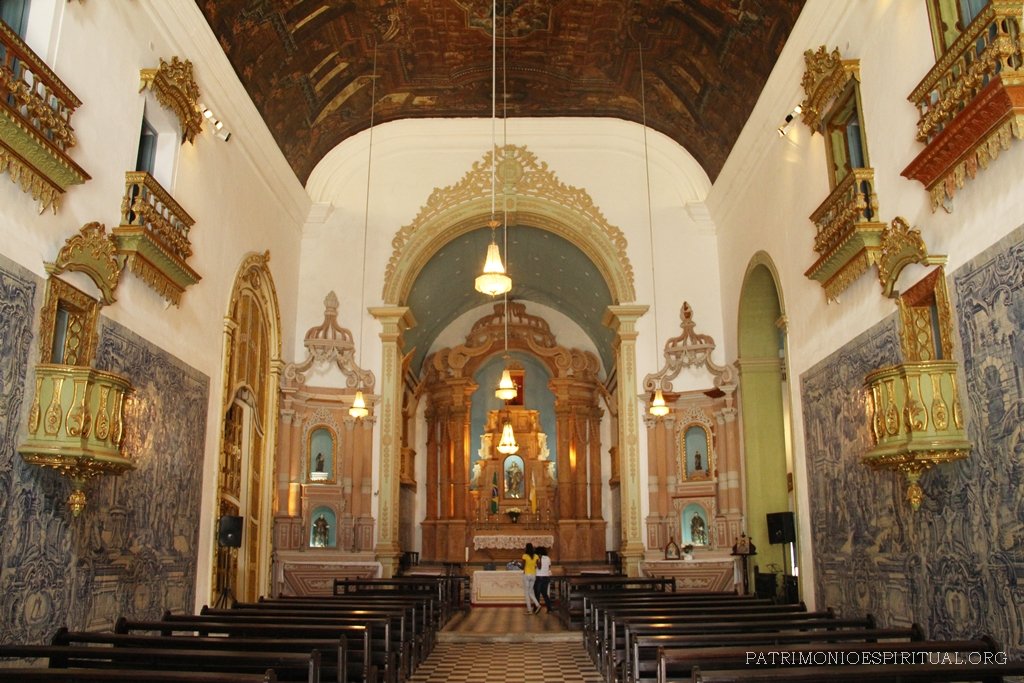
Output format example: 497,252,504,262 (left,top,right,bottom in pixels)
506,507,522,523
682,544,694,554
